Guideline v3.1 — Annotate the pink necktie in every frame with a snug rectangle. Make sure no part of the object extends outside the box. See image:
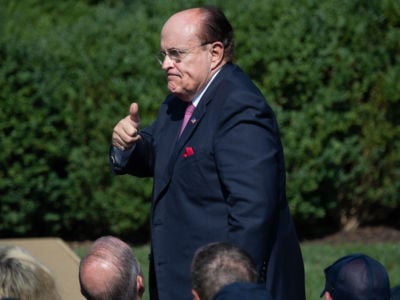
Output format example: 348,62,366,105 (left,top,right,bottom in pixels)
179,103,195,137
